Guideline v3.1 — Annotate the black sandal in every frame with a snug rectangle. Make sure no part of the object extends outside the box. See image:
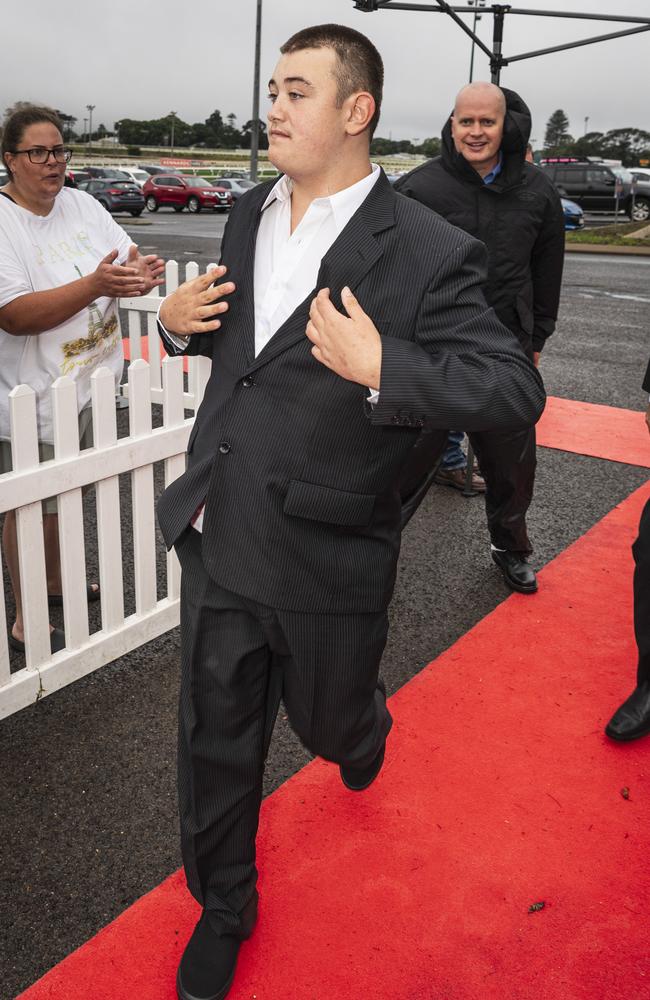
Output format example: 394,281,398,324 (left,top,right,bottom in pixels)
8,628,66,654
48,584,100,607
